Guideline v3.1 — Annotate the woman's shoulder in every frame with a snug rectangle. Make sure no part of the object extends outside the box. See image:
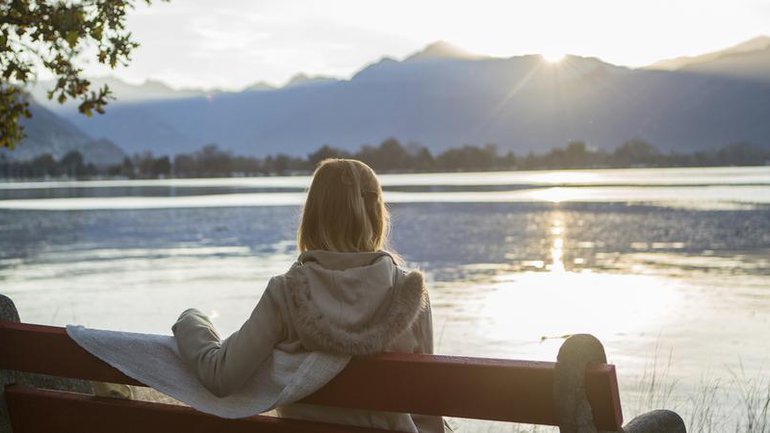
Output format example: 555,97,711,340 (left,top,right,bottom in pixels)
264,263,299,291
261,260,308,300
